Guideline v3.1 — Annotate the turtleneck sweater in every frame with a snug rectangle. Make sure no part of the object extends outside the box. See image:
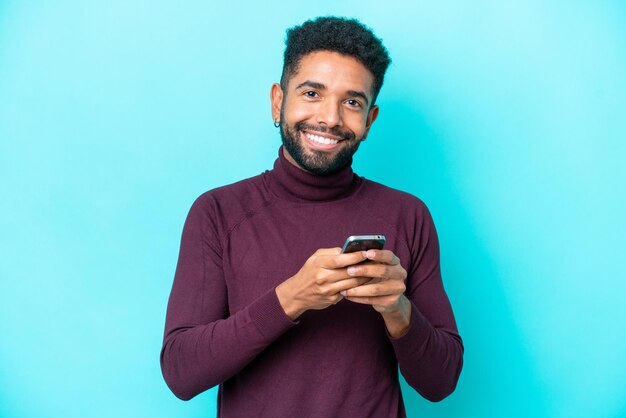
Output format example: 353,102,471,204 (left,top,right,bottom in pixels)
161,148,463,417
